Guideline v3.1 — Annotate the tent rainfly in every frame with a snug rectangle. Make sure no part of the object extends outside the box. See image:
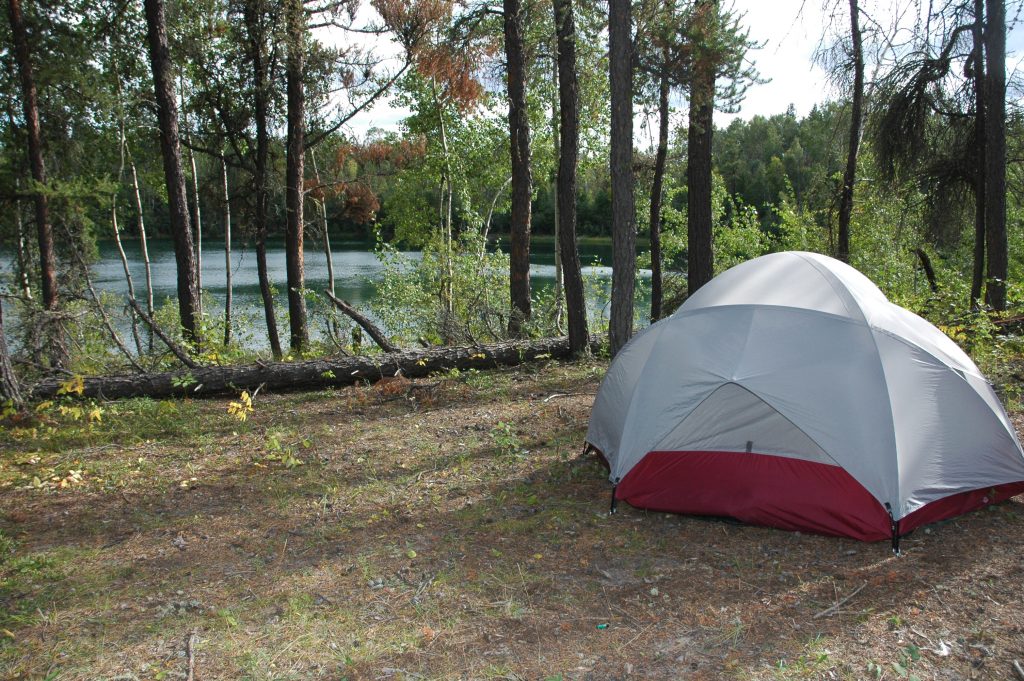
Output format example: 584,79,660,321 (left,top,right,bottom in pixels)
586,252,1024,546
